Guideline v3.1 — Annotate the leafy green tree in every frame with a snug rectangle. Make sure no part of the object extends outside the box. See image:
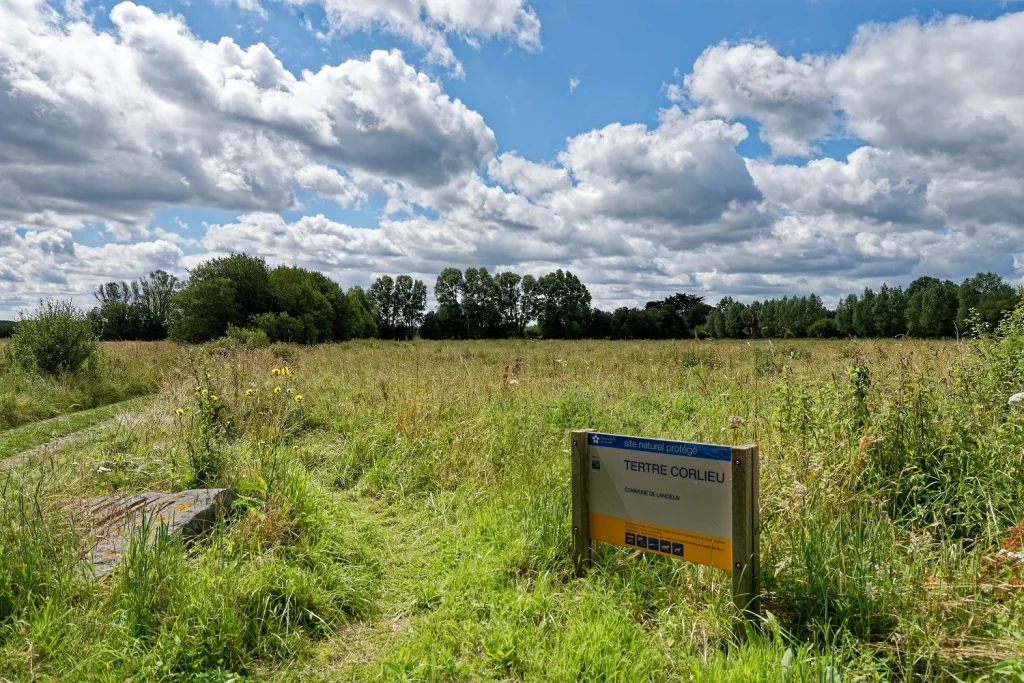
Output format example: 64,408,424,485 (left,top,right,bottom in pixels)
720,298,751,338
396,275,428,340
462,268,500,338
92,270,180,340
707,308,725,338
369,275,399,339
346,286,378,338
372,275,426,340
872,284,906,338
907,278,959,337
853,288,877,337
433,267,467,339
588,309,614,338
170,277,239,343
169,254,270,342
188,254,272,326
253,266,334,343
834,294,857,336
536,269,591,339
958,272,1018,332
